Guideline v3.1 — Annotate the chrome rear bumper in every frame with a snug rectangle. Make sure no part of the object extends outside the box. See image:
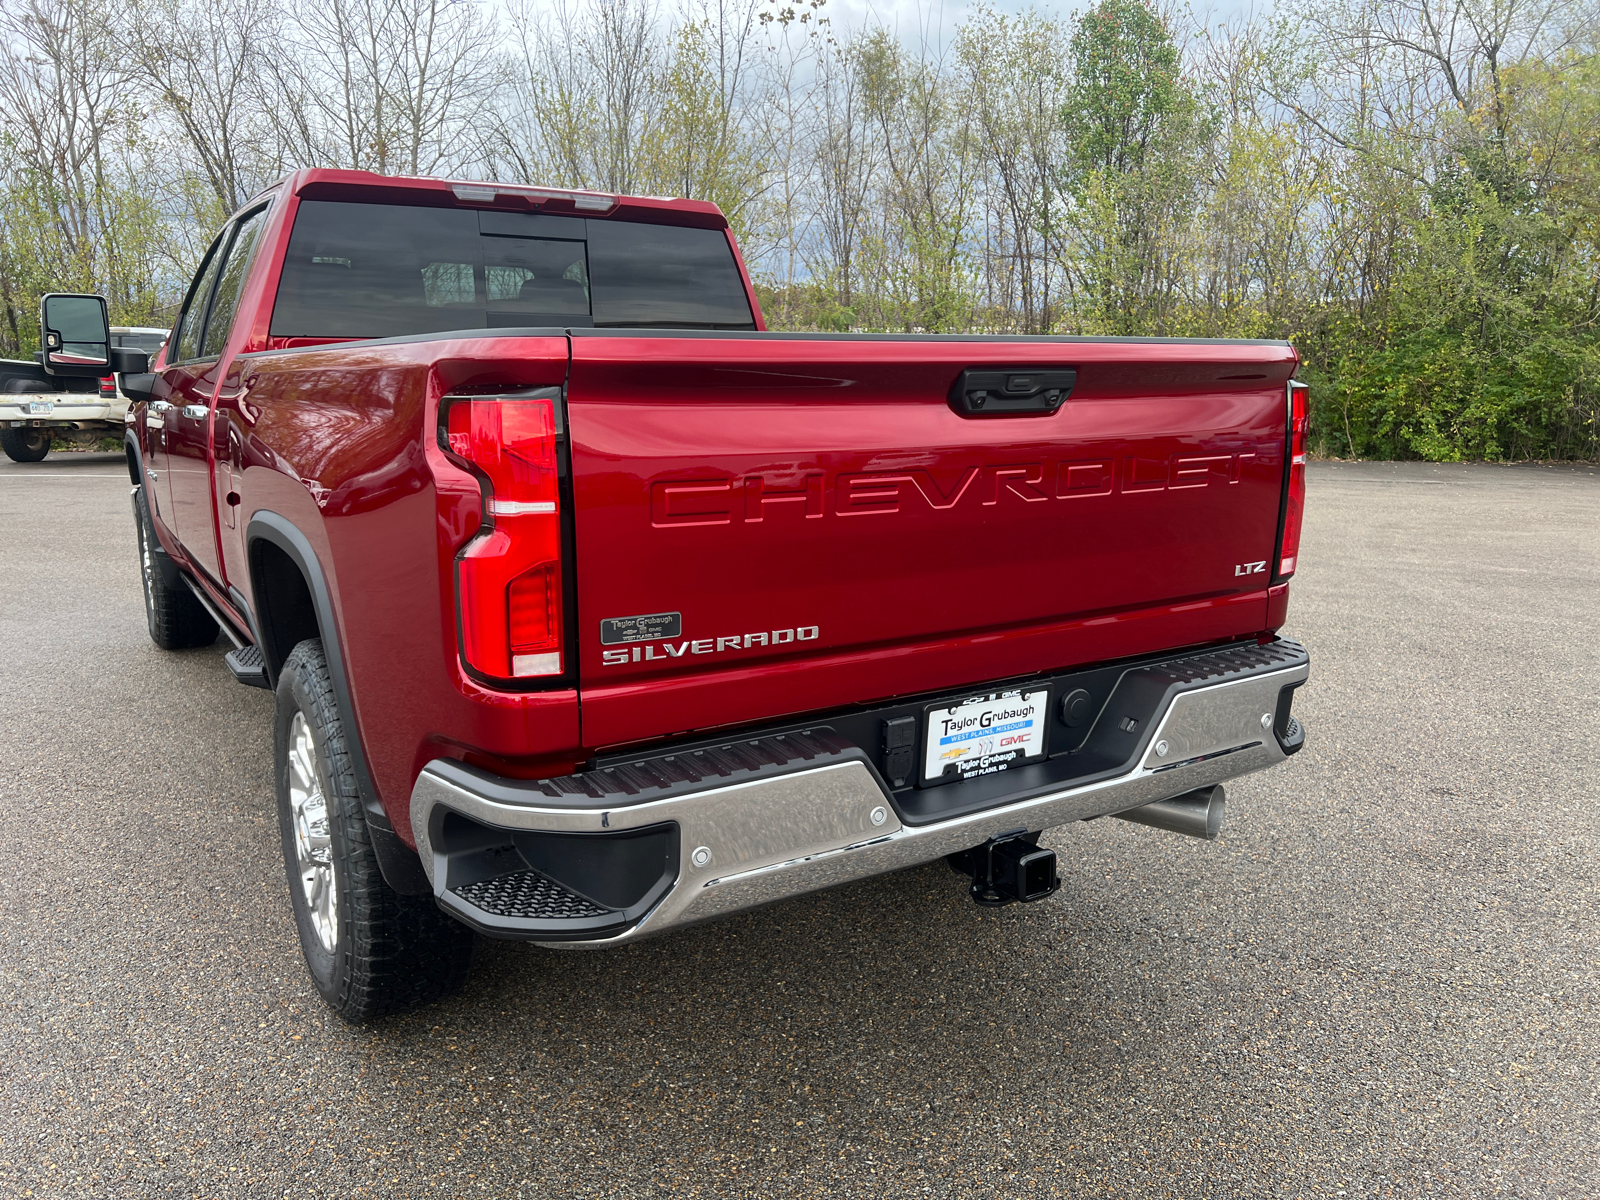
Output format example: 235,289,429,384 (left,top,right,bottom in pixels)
2,401,124,424
410,642,1309,947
